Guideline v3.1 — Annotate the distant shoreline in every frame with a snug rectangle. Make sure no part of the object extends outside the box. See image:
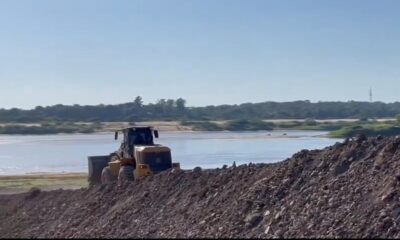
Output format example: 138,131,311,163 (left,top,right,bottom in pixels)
0,118,397,138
